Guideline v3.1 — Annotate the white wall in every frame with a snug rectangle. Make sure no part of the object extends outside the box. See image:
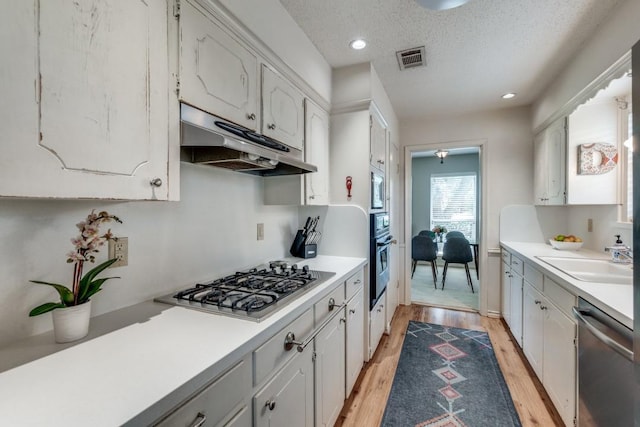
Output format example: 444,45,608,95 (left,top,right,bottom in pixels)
400,106,533,314
0,164,298,347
